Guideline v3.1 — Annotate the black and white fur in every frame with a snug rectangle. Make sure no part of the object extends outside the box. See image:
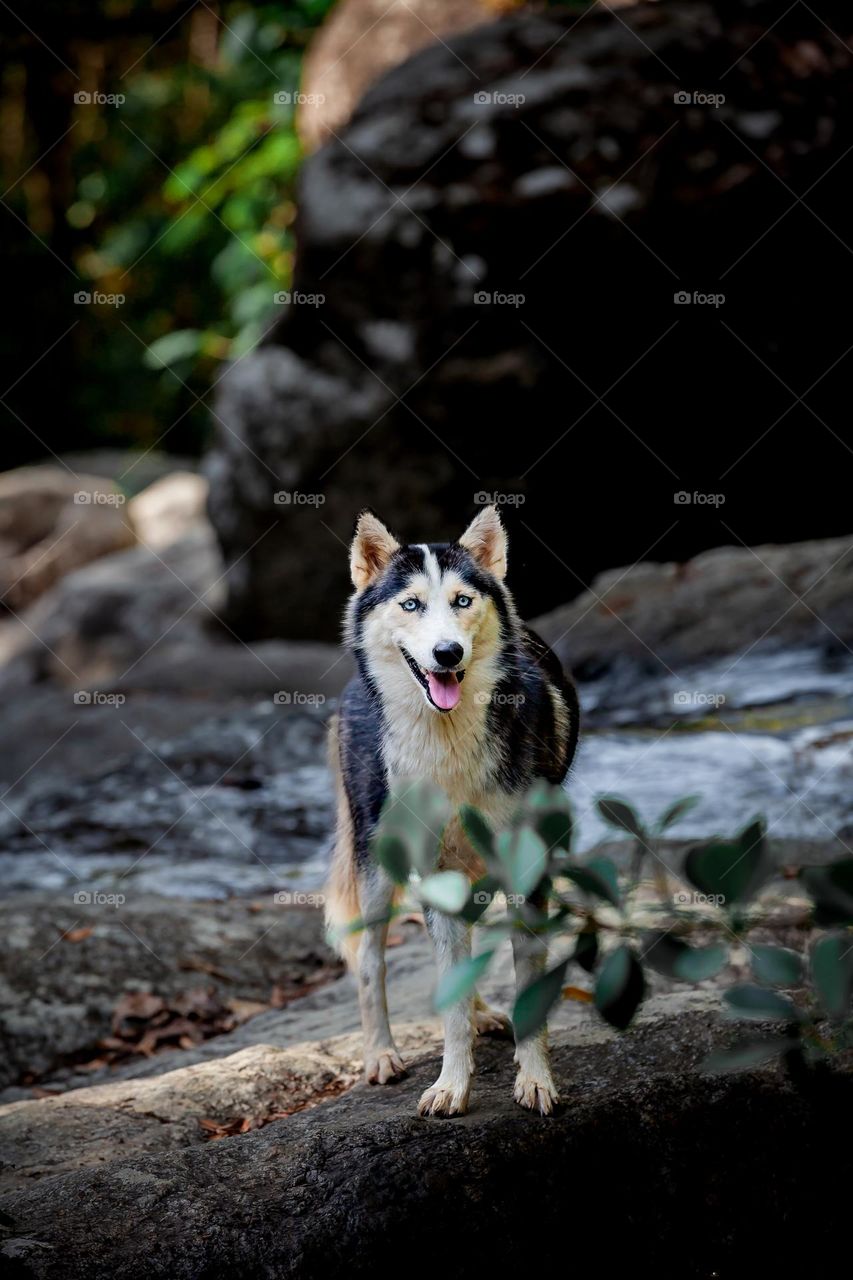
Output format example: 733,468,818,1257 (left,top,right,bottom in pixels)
325,506,579,1116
